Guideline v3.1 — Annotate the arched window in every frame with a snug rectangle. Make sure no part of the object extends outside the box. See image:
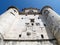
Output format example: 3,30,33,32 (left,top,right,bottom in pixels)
44,10,49,19
44,10,49,15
